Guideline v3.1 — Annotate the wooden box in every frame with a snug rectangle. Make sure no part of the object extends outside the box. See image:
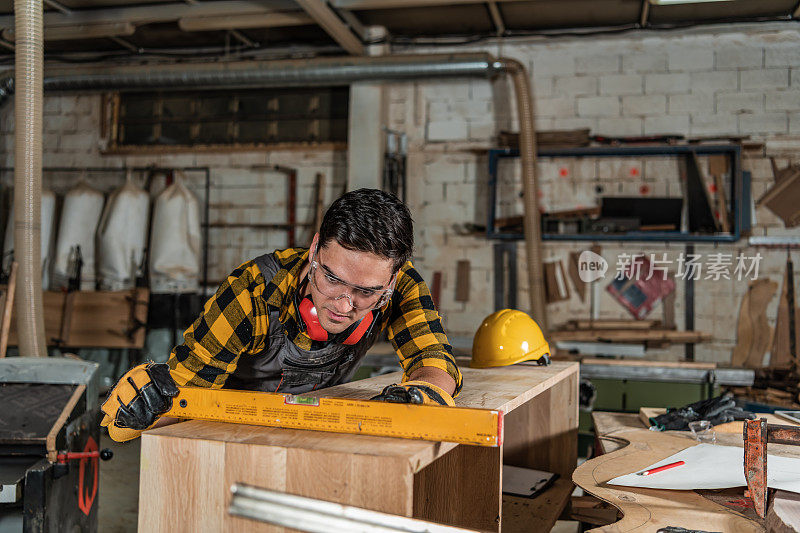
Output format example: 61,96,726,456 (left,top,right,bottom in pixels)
139,361,578,532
